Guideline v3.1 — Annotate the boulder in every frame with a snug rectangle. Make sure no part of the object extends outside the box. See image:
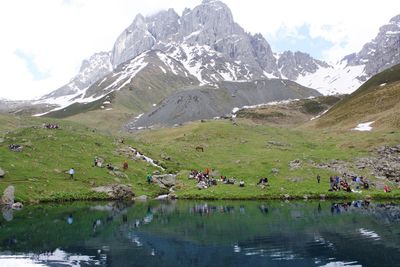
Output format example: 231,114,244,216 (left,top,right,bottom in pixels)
0,167,5,178
155,194,169,200
152,174,176,188
289,159,302,169
93,184,134,200
12,202,23,210
1,186,15,205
